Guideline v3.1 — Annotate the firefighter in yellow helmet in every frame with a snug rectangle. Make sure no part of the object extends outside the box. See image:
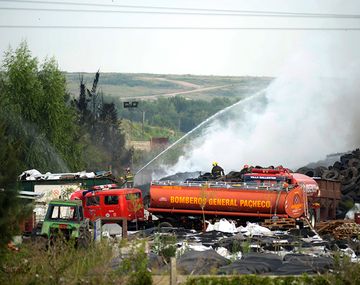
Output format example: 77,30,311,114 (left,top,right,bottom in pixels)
124,167,134,188
211,162,225,178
